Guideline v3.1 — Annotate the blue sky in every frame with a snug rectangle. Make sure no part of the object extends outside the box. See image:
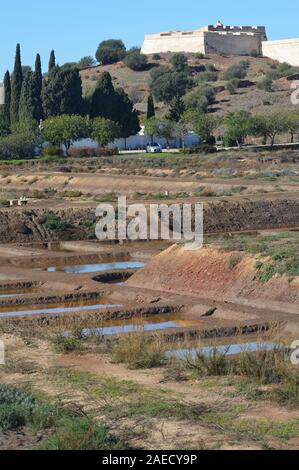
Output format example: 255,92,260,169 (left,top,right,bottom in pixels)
0,0,298,77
